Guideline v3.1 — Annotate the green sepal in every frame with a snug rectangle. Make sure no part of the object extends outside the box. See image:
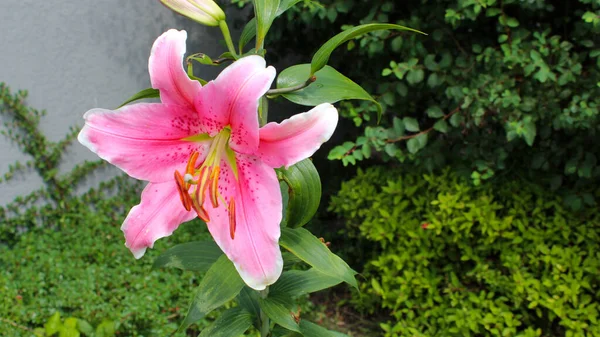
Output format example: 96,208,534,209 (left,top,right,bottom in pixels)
279,227,358,289
278,159,321,228
178,255,245,332
198,307,254,337
152,240,223,272
276,64,382,122
117,88,159,108
311,23,425,75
